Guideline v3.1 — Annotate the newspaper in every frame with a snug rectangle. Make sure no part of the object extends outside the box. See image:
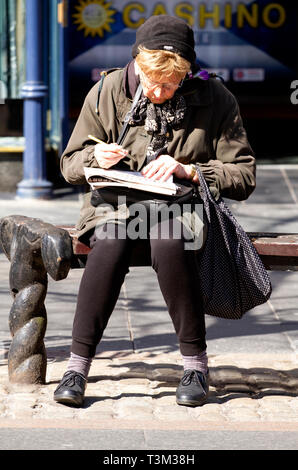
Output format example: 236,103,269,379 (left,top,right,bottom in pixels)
84,167,178,196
